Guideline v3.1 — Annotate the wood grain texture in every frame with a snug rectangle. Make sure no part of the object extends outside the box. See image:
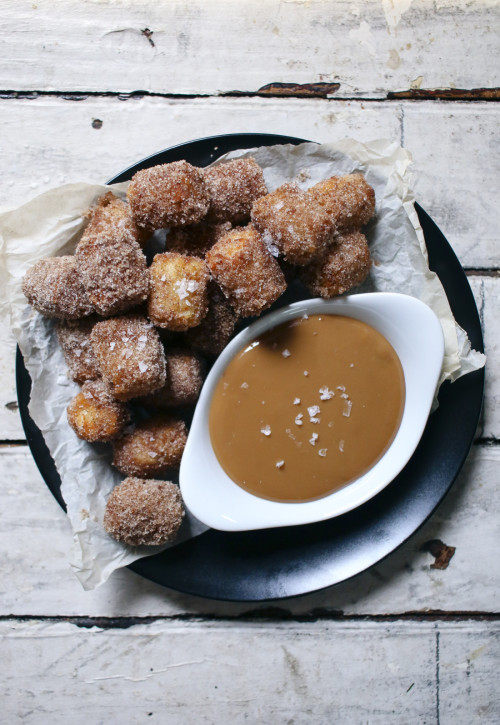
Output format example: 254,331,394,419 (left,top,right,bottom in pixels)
2,620,499,724
0,443,497,616
1,1,499,96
